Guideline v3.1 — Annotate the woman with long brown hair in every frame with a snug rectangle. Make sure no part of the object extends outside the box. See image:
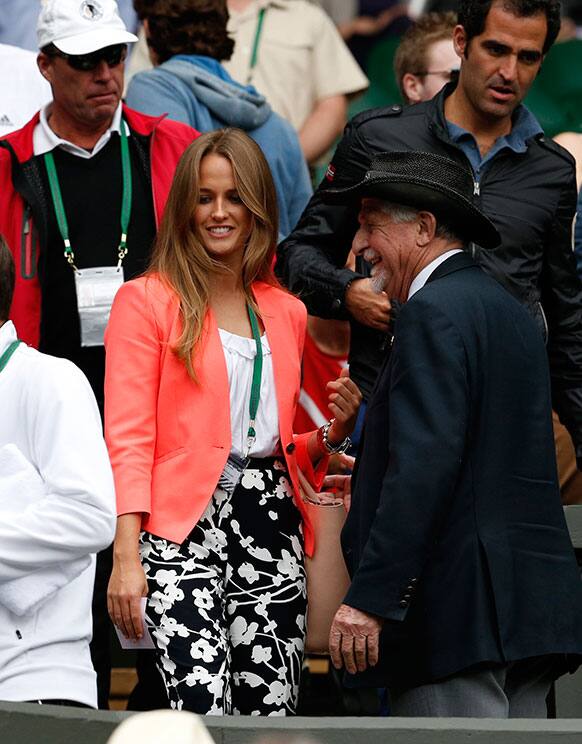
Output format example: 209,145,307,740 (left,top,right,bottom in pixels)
105,129,360,715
